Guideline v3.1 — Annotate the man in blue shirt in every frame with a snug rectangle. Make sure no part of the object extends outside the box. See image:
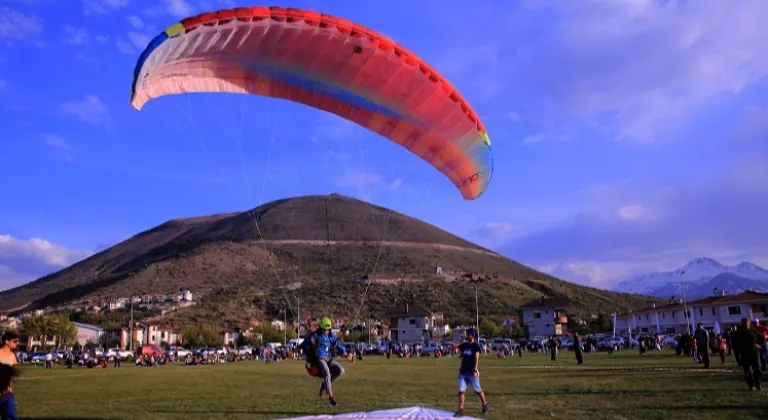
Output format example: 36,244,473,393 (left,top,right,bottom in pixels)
300,317,353,407
455,327,489,417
